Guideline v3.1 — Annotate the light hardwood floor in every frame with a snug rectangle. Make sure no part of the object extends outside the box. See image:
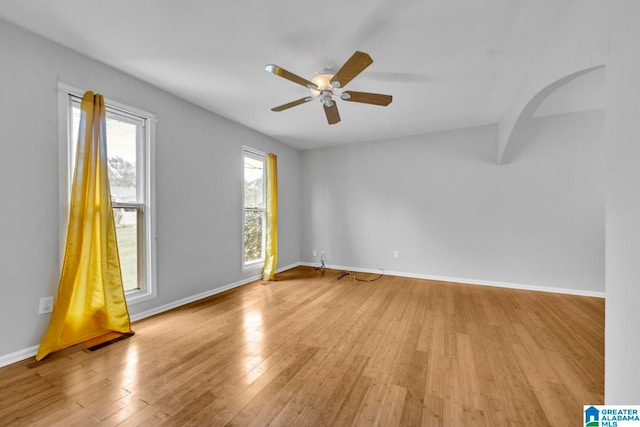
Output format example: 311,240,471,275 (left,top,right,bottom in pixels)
0,267,604,426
